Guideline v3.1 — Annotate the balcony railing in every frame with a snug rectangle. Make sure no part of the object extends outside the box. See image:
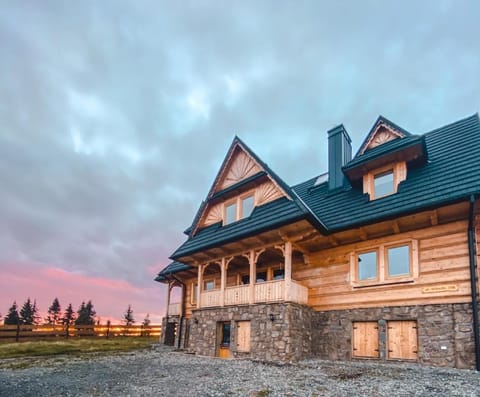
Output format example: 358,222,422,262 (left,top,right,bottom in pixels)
199,280,308,308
